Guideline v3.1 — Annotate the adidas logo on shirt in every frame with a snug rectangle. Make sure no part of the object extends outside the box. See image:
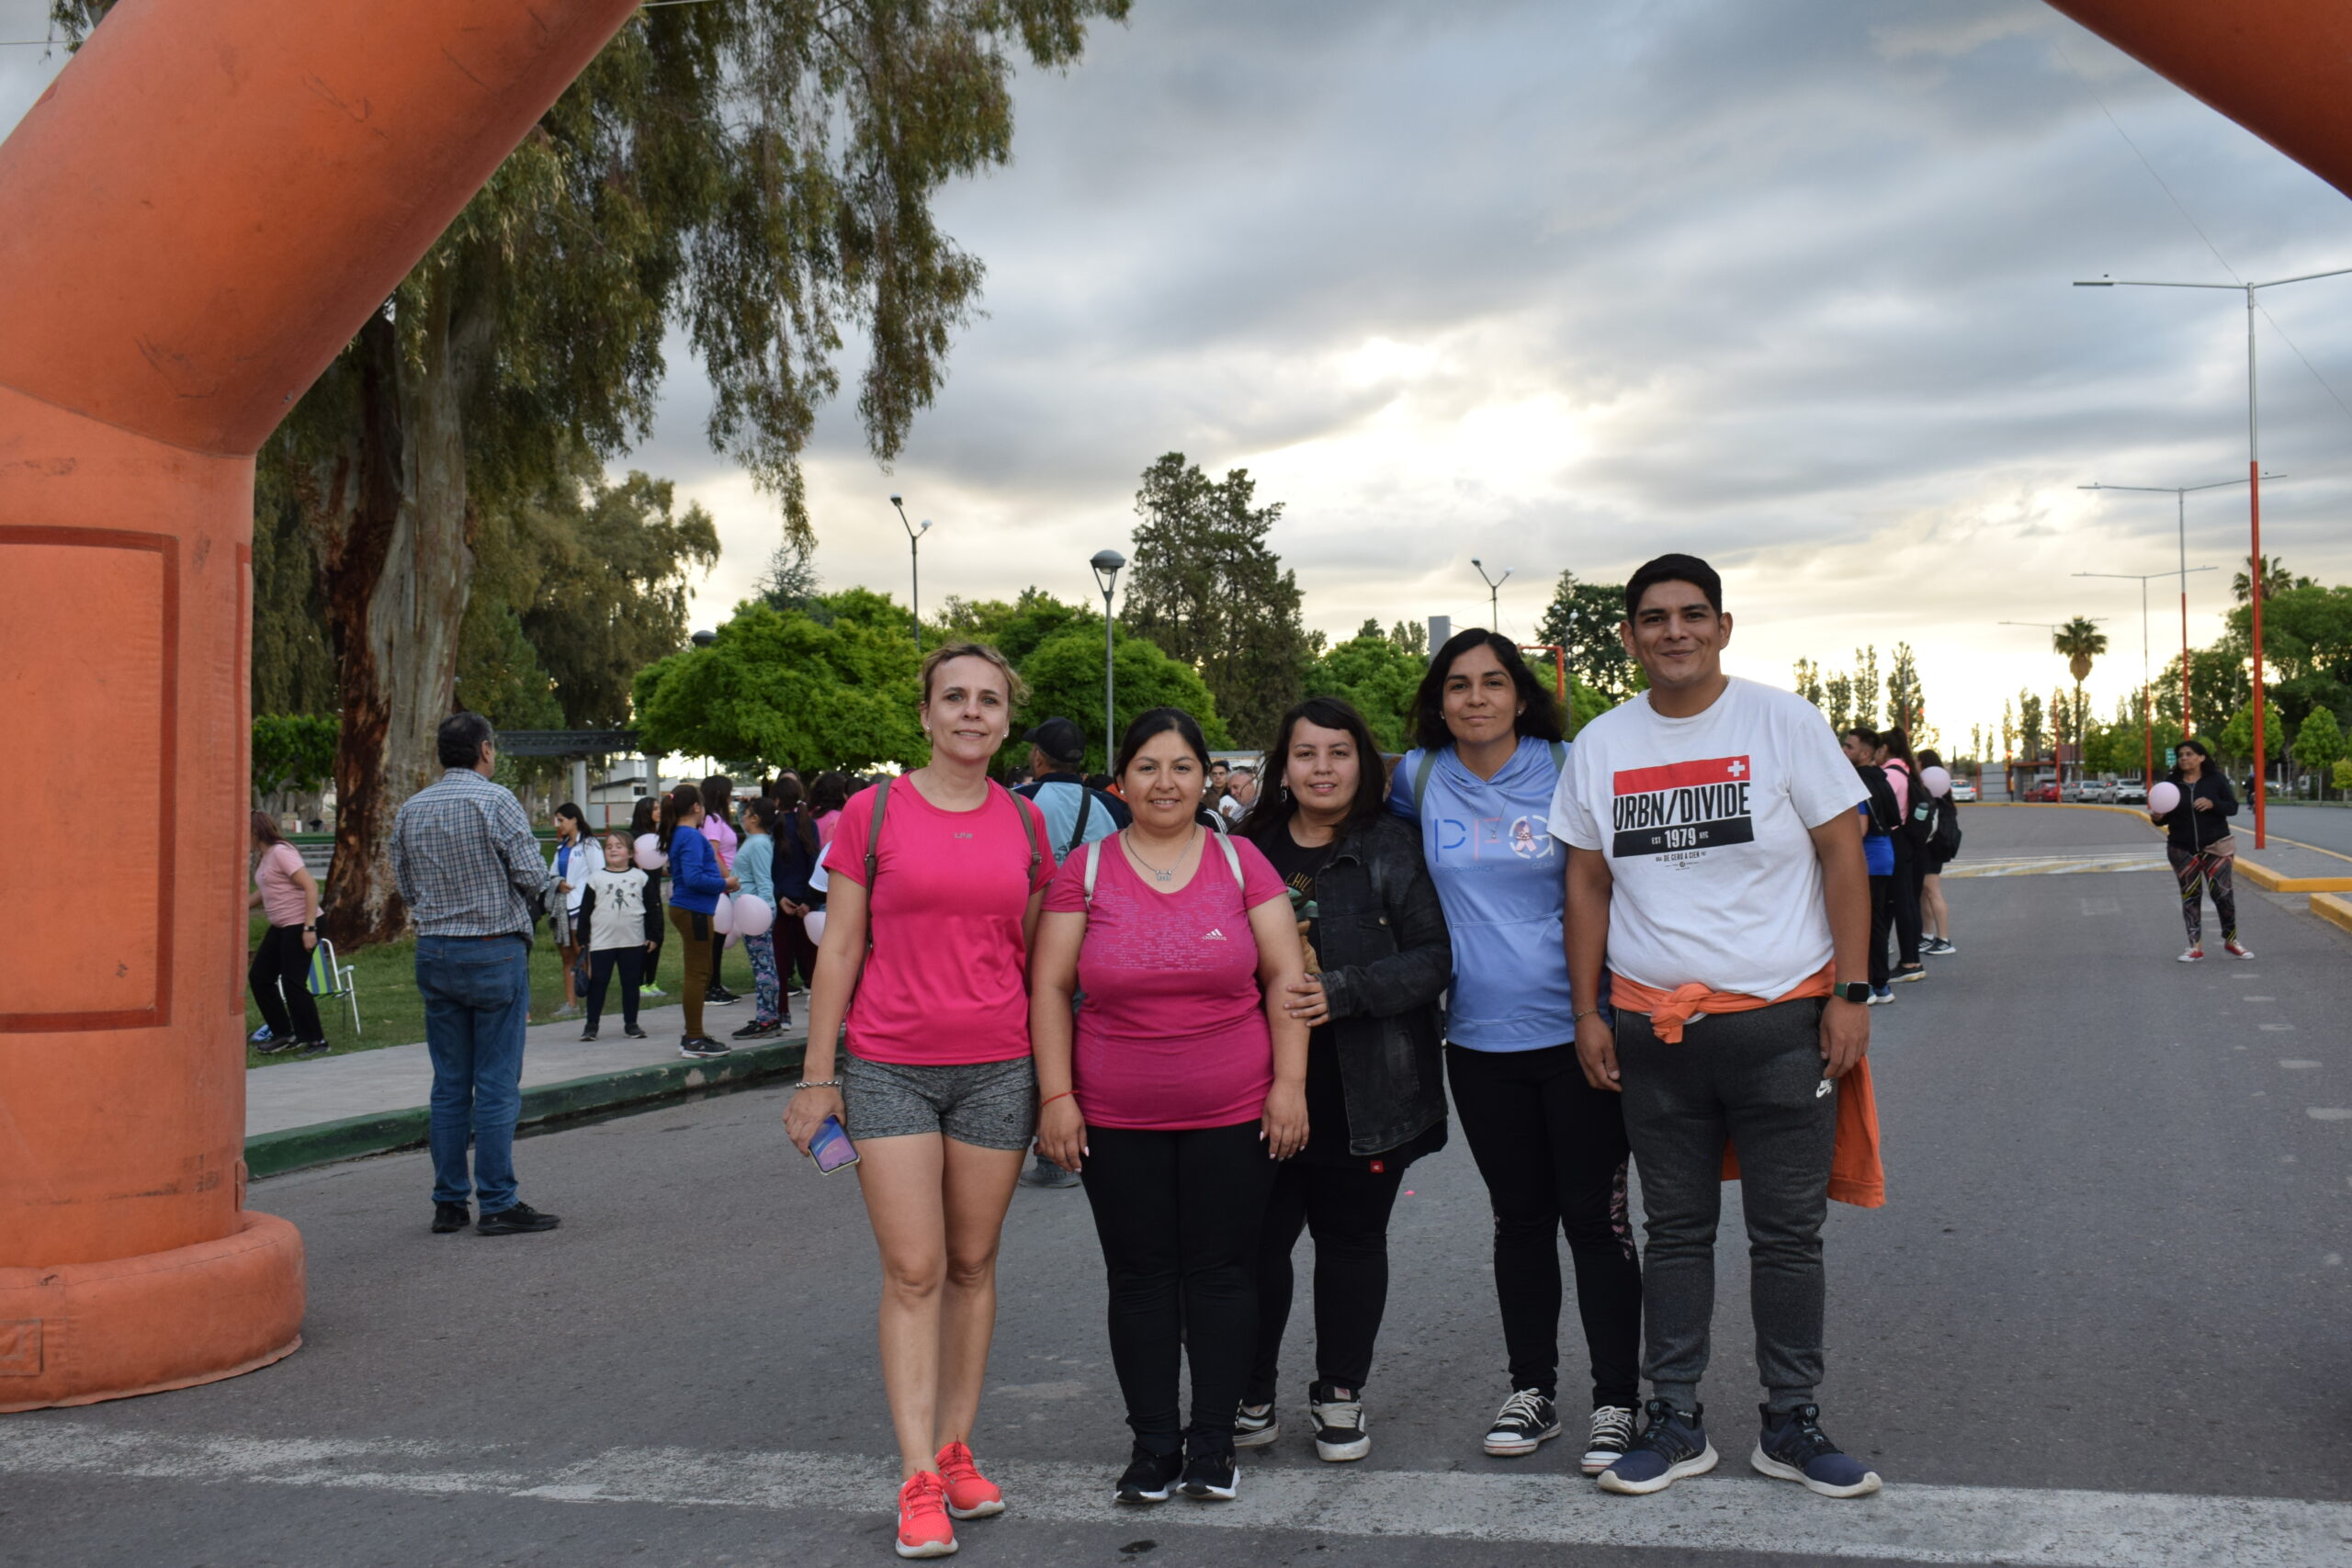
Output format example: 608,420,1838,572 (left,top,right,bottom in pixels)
1202,927,1227,942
